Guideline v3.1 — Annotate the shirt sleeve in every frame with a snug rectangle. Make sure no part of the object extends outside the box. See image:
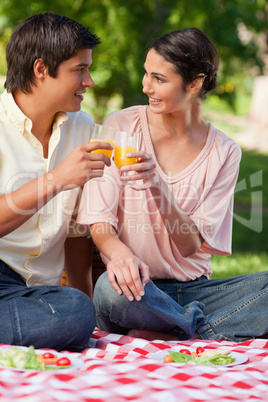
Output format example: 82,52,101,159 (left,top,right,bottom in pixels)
191,141,242,255
76,163,121,231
